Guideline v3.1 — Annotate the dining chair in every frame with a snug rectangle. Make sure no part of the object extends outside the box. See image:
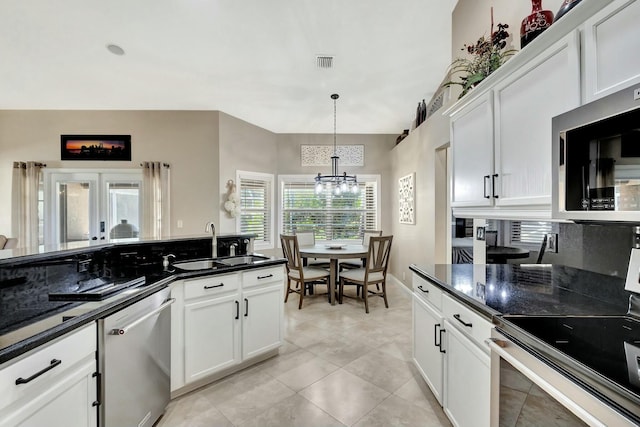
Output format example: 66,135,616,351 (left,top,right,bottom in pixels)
281,234,331,309
339,235,393,313
294,229,330,270
339,230,382,271
0,235,7,250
